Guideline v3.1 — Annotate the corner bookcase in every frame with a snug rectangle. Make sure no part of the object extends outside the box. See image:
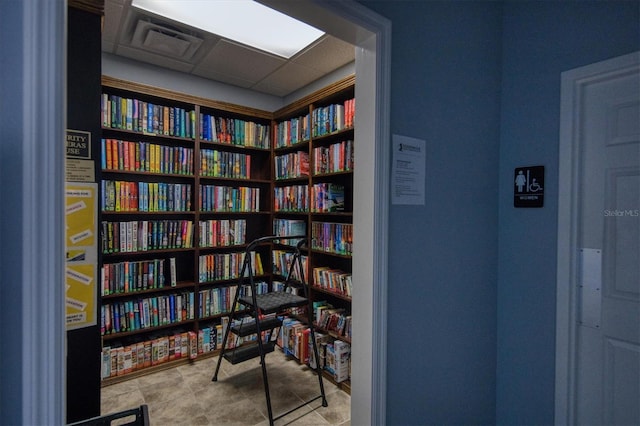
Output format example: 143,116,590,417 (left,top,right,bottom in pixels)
98,75,354,392
271,77,354,391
